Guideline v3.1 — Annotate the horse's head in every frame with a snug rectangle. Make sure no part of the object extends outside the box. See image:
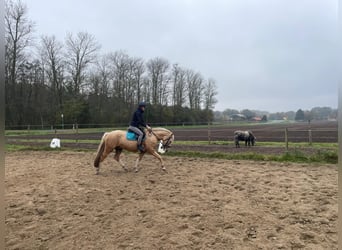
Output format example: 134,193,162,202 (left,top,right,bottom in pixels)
150,128,174,153
251,135,256,146
248,131,256,146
